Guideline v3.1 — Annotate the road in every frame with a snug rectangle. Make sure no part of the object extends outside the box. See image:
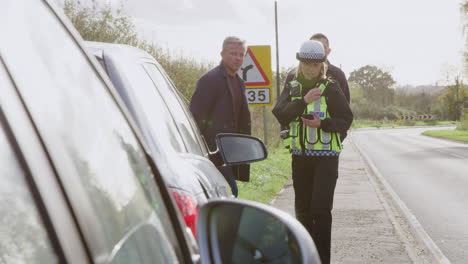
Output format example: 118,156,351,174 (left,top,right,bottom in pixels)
352,126,468,264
